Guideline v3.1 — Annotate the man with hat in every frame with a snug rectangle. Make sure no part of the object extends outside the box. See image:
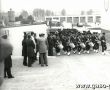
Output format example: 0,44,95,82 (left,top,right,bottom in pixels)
38,33,48,67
